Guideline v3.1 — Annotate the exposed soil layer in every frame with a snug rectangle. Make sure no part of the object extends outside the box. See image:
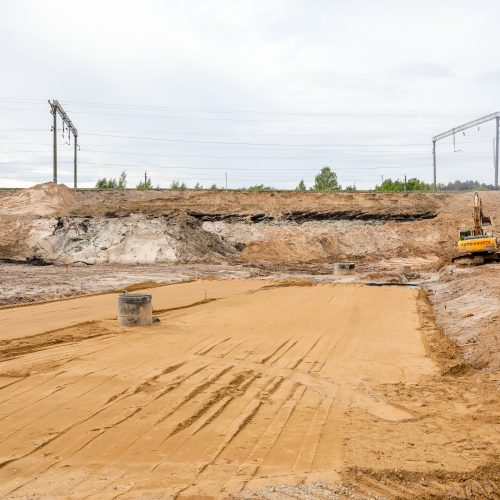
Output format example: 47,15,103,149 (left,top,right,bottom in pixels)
72,187,445,218
187,209,437,223
0,280,497,499
1,183,499,267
